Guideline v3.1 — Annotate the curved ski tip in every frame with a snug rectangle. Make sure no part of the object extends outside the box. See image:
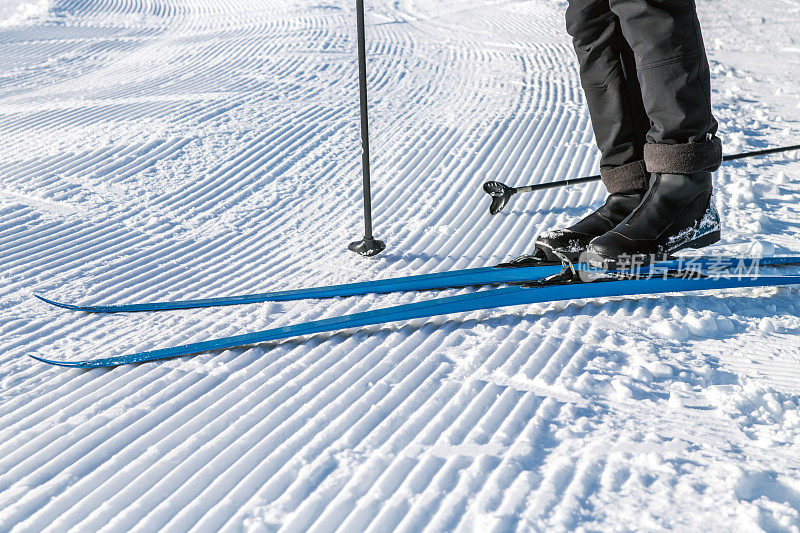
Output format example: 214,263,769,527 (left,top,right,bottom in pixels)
32,292,48,302
27,353,84,368
32,292,85,311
